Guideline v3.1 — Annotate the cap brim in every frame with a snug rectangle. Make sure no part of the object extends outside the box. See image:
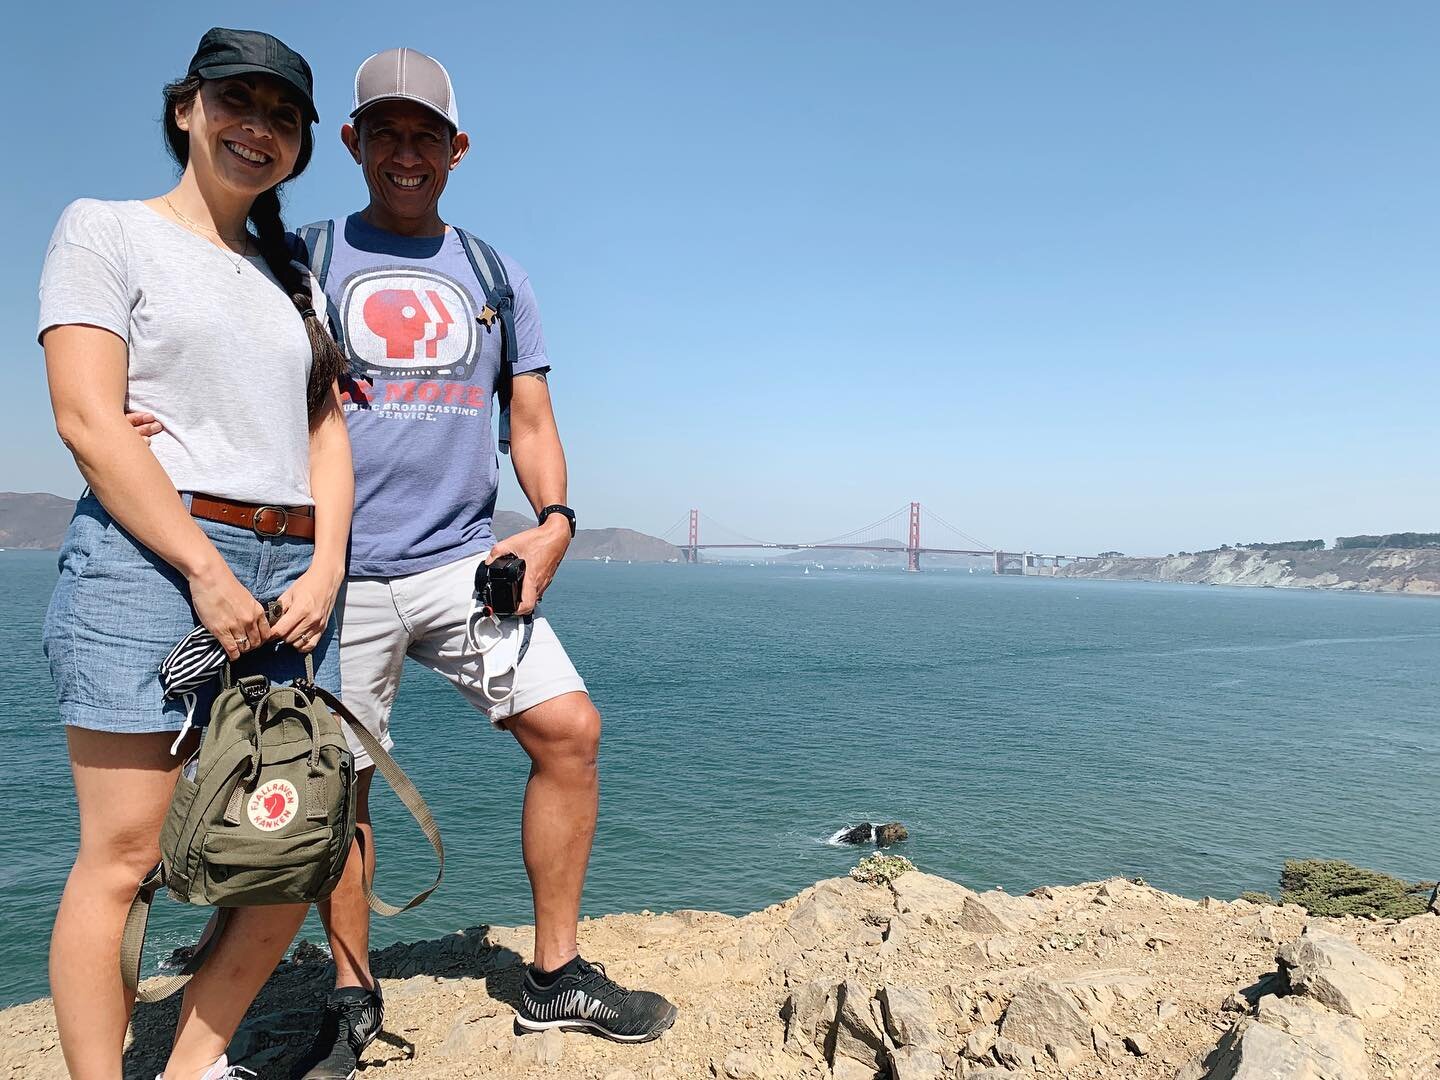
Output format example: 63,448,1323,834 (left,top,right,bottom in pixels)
350,93,456,131
195,61,320,123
